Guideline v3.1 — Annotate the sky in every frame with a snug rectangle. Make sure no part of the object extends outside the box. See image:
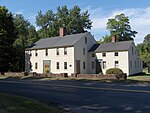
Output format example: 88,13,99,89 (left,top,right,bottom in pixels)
1,0,150,44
